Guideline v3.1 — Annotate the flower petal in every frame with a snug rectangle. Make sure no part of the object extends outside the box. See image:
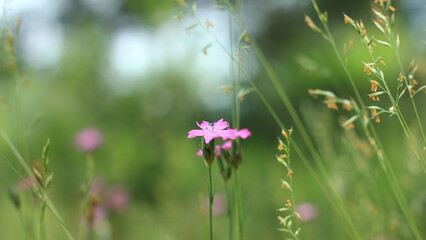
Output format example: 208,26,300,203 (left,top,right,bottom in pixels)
236,129,251,139
204,132,215,144
219,129,237,140
213,119,229,130
188,129,206,138
197,121,211,129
